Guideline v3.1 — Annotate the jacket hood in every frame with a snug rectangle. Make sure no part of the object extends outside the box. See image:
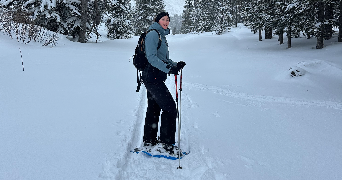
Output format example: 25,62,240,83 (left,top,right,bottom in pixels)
148,22,170,36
